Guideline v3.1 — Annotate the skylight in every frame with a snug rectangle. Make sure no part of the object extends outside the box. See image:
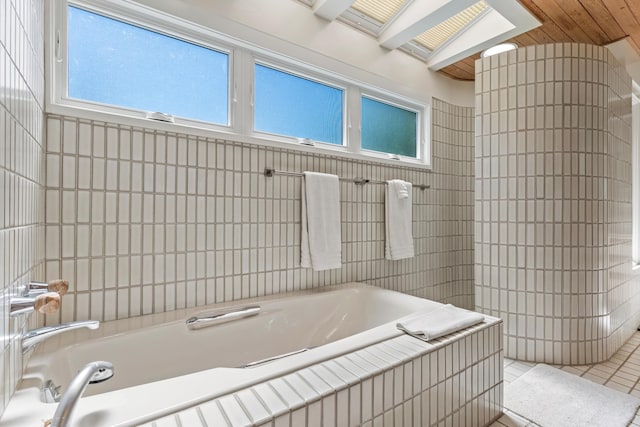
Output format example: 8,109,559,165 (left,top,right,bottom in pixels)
350,0,406,24
413,1,488,51
307,0,540,73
